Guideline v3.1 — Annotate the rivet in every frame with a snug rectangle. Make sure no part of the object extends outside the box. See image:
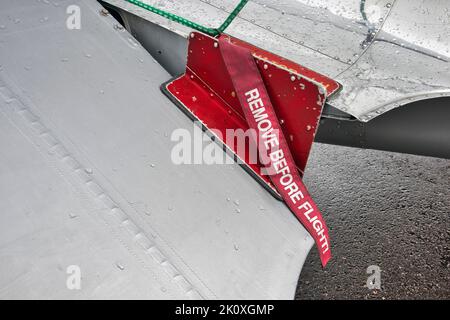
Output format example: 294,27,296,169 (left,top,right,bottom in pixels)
290,75,296,81
214,42,218,48
318,86,325,95
114,24,124,31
